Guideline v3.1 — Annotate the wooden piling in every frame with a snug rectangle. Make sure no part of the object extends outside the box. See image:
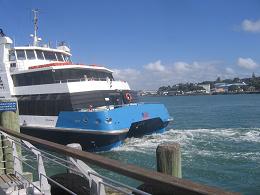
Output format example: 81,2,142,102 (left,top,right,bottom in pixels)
0,134,4,174
0,98,21,174
156,143,182,178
